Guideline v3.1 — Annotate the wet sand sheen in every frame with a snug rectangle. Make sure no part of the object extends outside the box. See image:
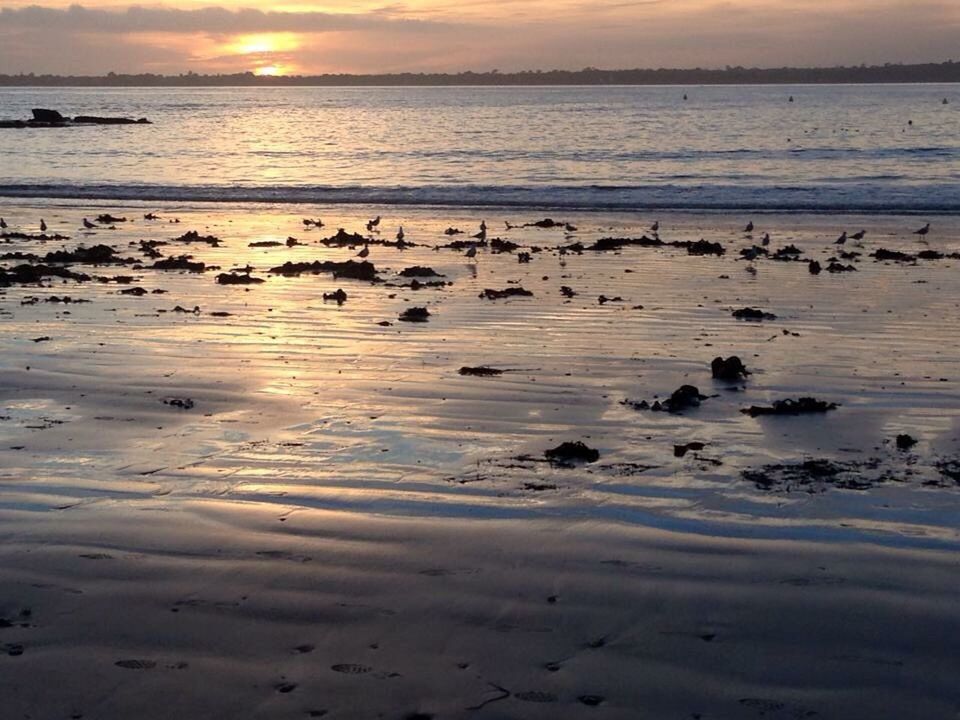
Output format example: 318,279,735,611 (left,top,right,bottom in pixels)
1,201,959,717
